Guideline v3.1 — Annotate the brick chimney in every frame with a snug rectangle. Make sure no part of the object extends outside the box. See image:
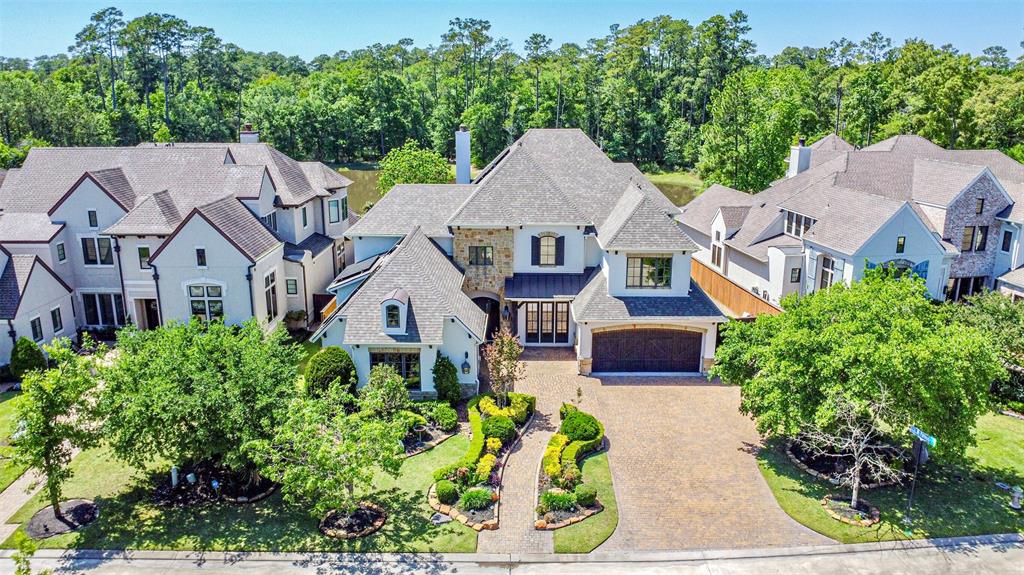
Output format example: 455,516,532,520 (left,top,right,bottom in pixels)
239,123,260,144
